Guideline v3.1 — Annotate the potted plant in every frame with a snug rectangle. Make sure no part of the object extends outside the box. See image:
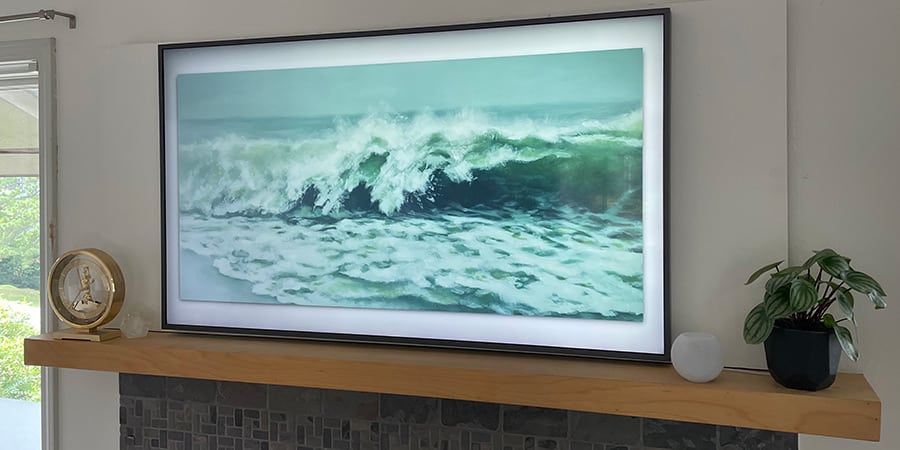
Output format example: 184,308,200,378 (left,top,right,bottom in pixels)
743,248,886,391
